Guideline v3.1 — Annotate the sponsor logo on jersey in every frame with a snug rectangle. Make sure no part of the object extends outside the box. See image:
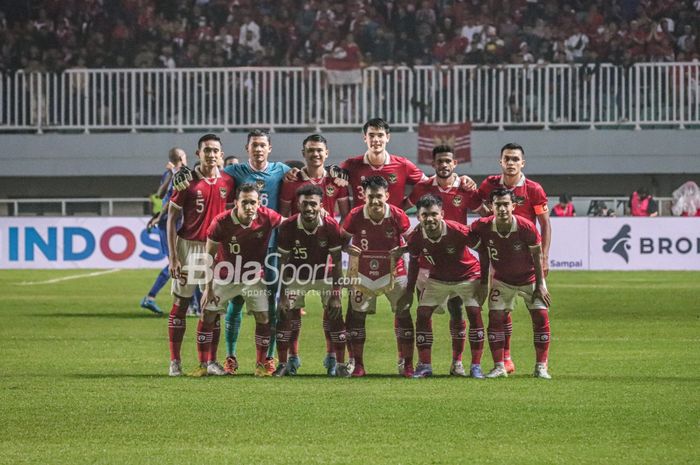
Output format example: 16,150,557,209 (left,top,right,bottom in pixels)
385,228,394,238
453,196,462,207
256,232,264,238
387,173,398,184
513,241,523,251
602,224,632,263
446,246,456,254
319,240,328,248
